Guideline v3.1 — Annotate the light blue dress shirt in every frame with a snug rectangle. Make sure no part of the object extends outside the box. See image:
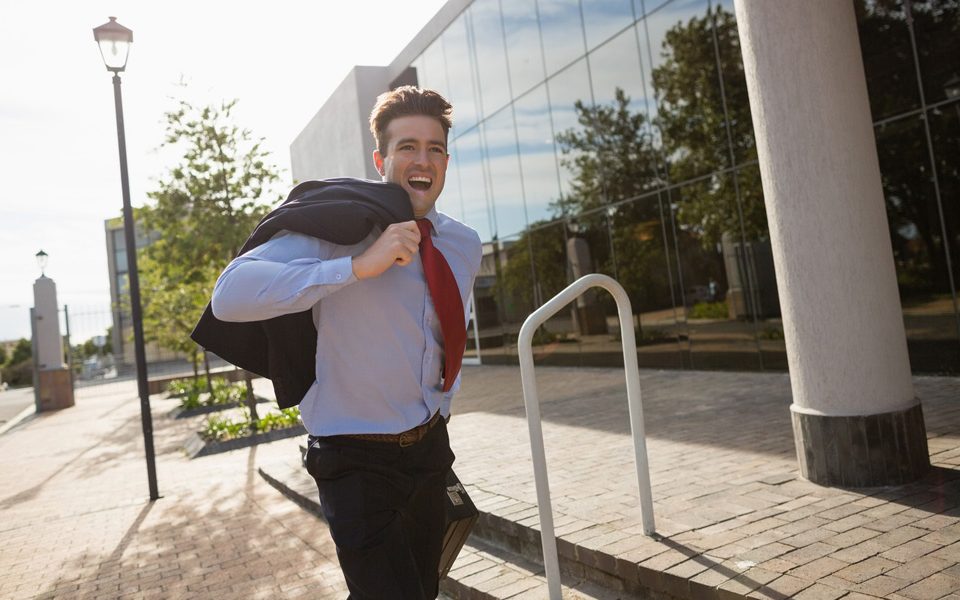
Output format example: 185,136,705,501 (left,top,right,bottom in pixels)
211,208,482,436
